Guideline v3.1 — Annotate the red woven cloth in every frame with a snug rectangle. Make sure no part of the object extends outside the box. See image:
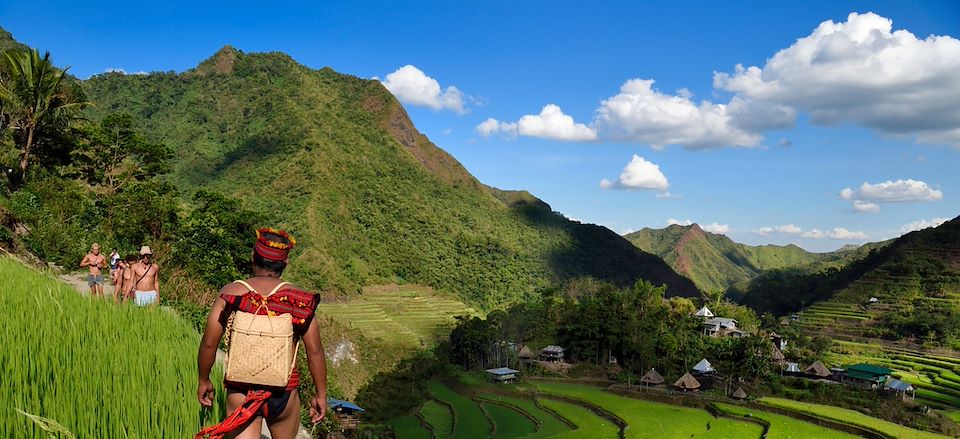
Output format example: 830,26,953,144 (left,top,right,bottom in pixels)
195,390,271,439
220,287,320,390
